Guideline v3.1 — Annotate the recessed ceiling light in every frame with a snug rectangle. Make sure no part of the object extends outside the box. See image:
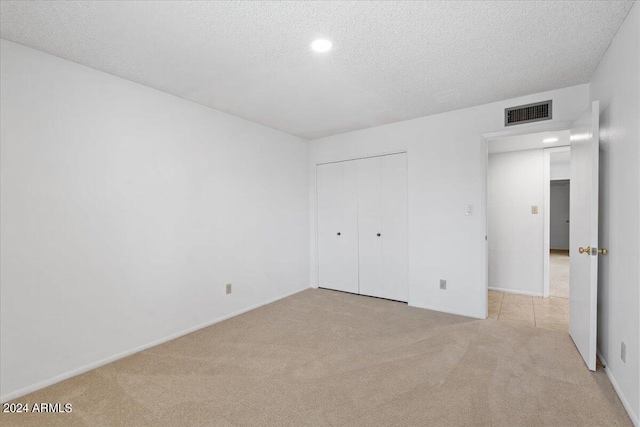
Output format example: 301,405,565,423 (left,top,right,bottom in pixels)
542,137,559,144
311,39,332,53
